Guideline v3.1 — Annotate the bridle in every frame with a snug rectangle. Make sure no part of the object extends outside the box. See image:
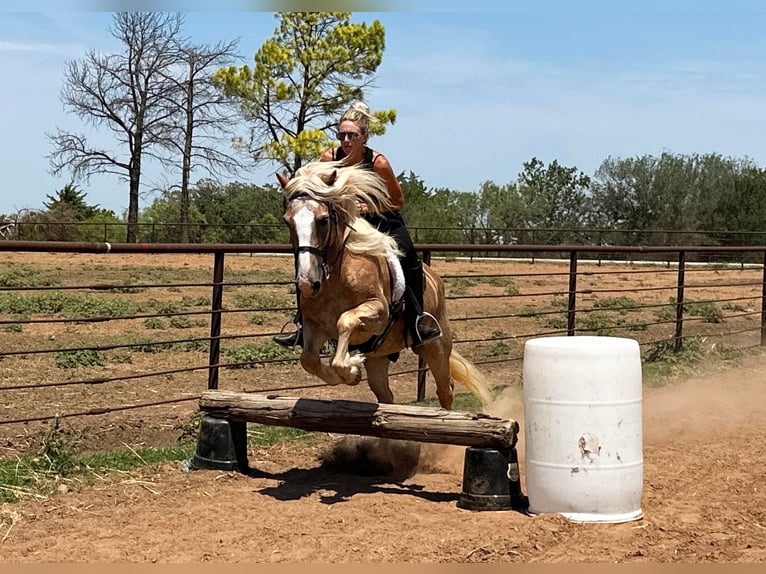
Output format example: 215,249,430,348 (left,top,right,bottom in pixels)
286,193,351,279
